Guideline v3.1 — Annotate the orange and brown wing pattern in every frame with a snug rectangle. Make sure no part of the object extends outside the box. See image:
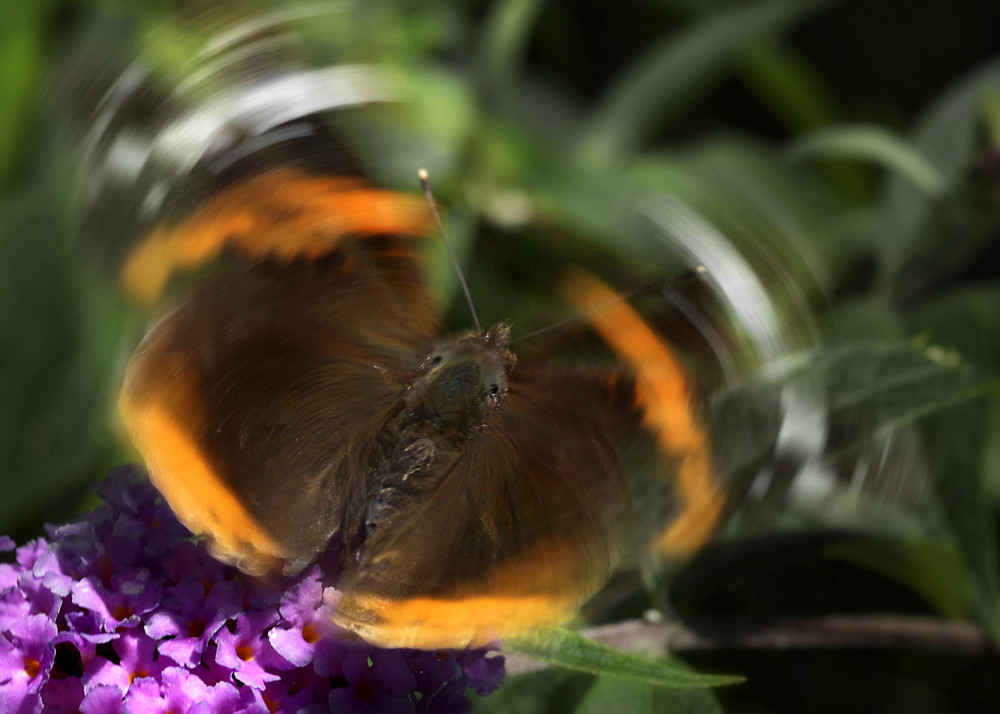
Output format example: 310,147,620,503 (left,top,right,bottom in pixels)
334,364,633,649
119,175,438,575
561,270,727,559
117,162,724,647
120,169,432,305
